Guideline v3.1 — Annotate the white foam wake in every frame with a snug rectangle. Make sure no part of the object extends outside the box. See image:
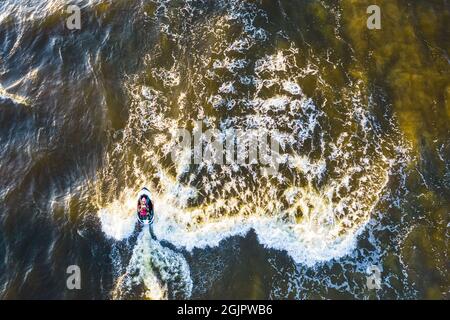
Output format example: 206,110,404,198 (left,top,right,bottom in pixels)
112,225,192,300
99,162,389,267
